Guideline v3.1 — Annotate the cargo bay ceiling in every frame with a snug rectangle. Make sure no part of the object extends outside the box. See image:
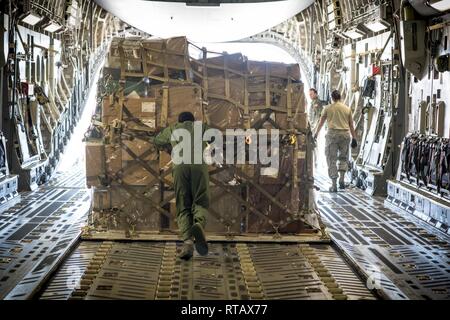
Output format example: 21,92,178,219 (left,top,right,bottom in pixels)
93,0,314,42
7,0,450,84
7,0,408,90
